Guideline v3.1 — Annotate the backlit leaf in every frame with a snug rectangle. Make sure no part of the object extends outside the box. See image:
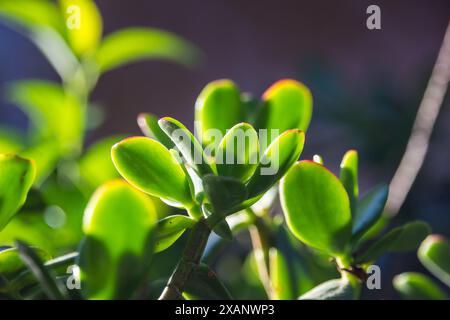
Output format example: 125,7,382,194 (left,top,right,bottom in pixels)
339,150,358,214
418,235,450,287
280,161,352,256
154,215,195,253
79,181,157,299
59,0,102,56
158,117,212,176
195,80,244,146
95,27,199,73
393,272,447,300
255,79,312,144
215,123,259,182
111,136,194,207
